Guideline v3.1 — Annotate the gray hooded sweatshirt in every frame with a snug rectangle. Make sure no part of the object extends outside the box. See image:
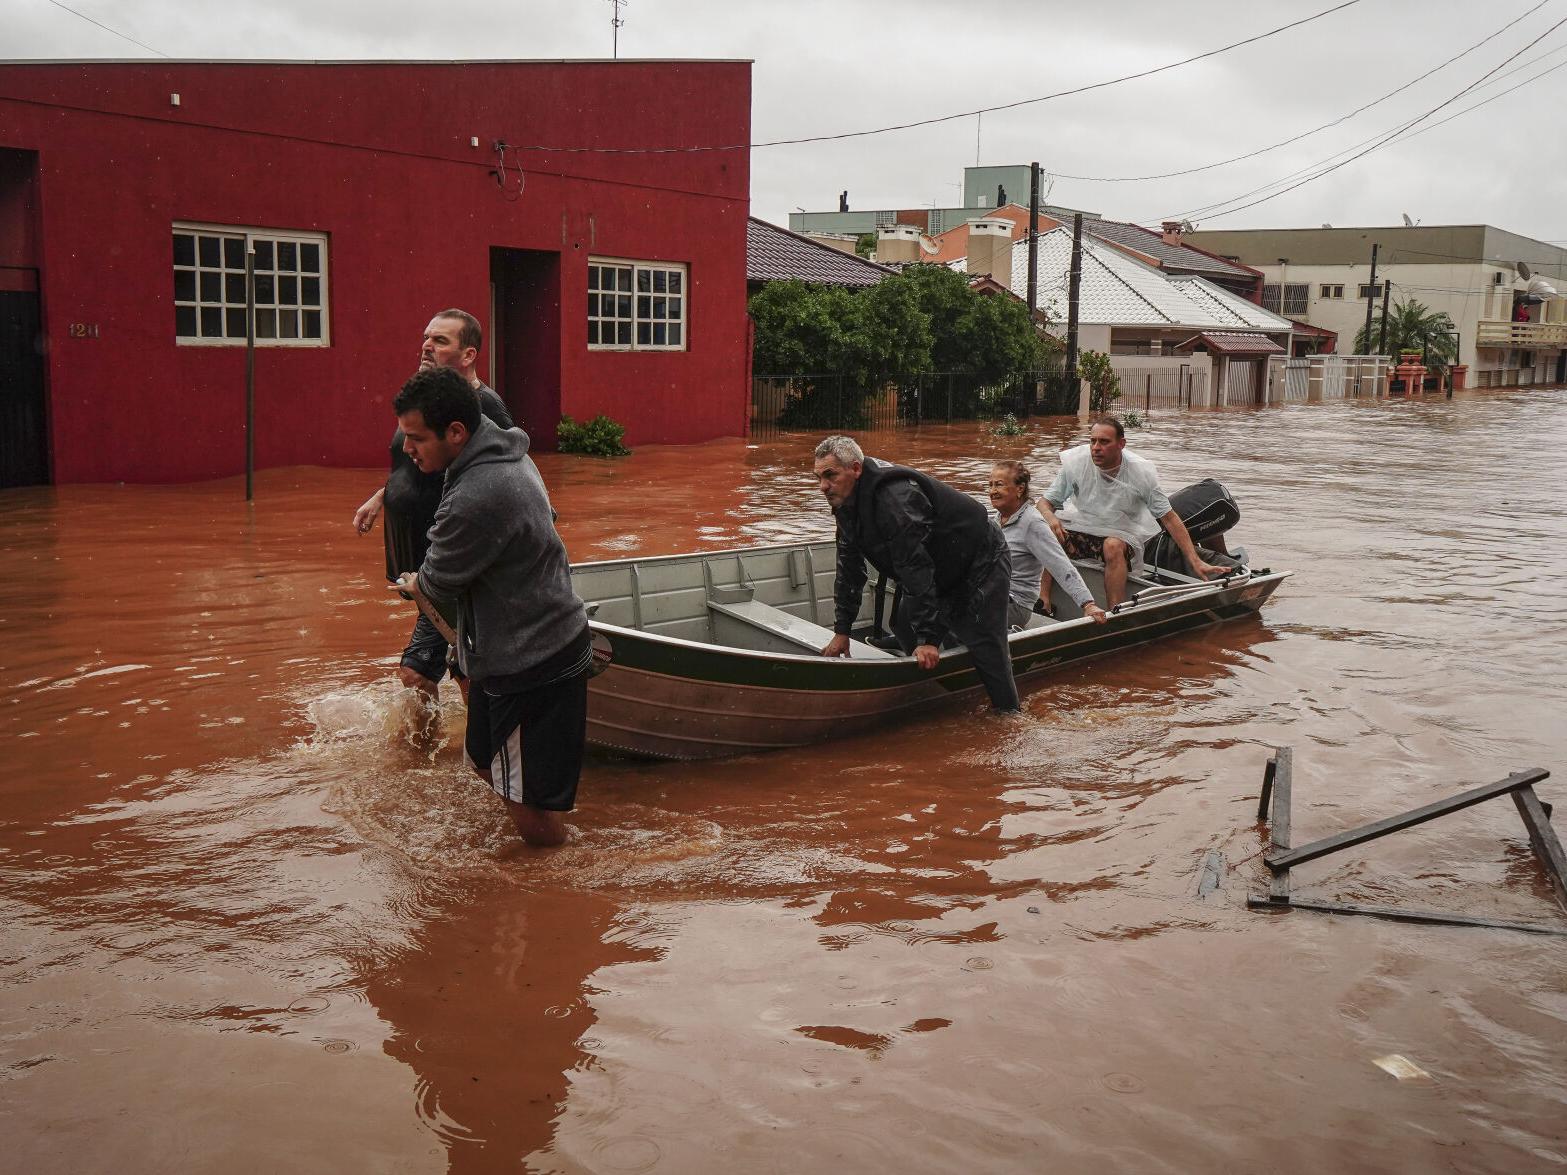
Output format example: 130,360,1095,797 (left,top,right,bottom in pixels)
414,418,586,684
